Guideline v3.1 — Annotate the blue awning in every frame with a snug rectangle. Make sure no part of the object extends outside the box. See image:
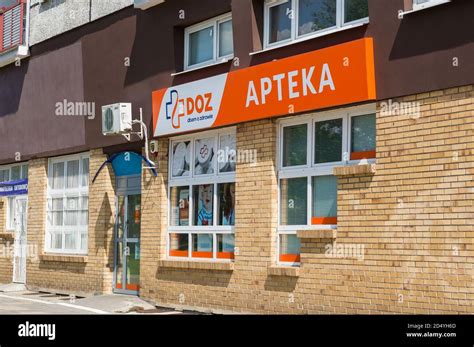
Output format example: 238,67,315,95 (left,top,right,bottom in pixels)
92,152,157,184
